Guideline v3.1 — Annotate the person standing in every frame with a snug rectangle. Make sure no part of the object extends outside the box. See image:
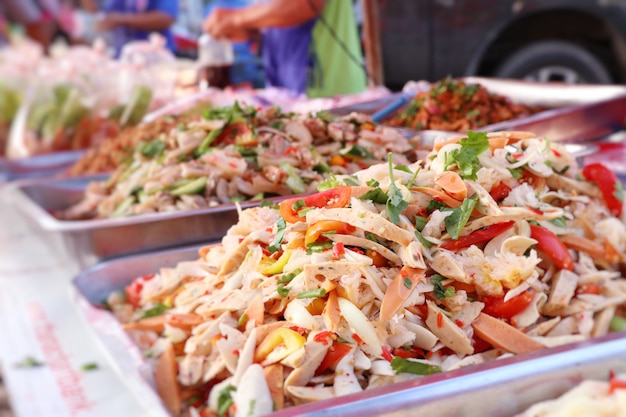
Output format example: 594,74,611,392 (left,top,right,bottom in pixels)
95,0,179,56
203,0,367,97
